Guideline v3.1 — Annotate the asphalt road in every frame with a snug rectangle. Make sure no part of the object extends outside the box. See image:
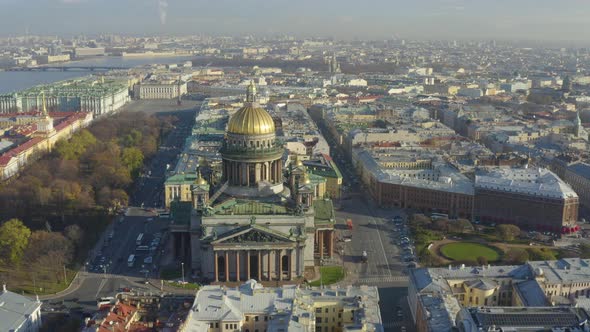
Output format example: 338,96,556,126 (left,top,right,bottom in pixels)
320,123,411,332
